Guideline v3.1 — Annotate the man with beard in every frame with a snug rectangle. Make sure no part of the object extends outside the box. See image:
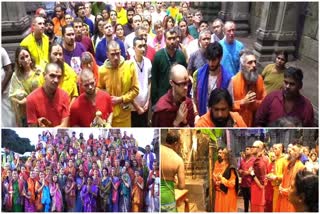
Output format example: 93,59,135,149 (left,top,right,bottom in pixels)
74,3,94,37
212,147,238,211
61,25,86,75
151,28,187,106
20,15,49,68
39,43,78,103
73,18,94,55
69,69,113,127
26,63,69,127
152,64,194,127
52,4,66,36
193,42,233,118
255,67,314,127
44,19,62,45
249,140,267,212
196,88,246,127
219,21,244,75
228,50,266,127
277,144,305,211
239,145,255,212
98,41,139,127
123,7,135,36
95,22,126,66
